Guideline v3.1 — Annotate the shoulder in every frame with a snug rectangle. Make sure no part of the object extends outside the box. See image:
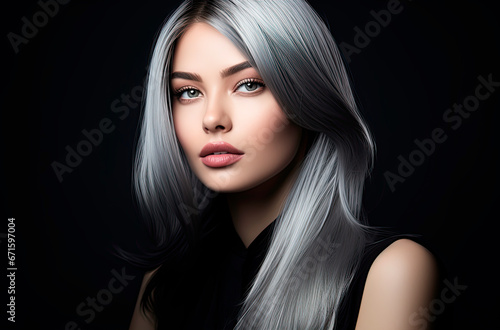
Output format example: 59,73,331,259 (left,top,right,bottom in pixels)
129,267,159,330
355,239,439,330
369,238,438,281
